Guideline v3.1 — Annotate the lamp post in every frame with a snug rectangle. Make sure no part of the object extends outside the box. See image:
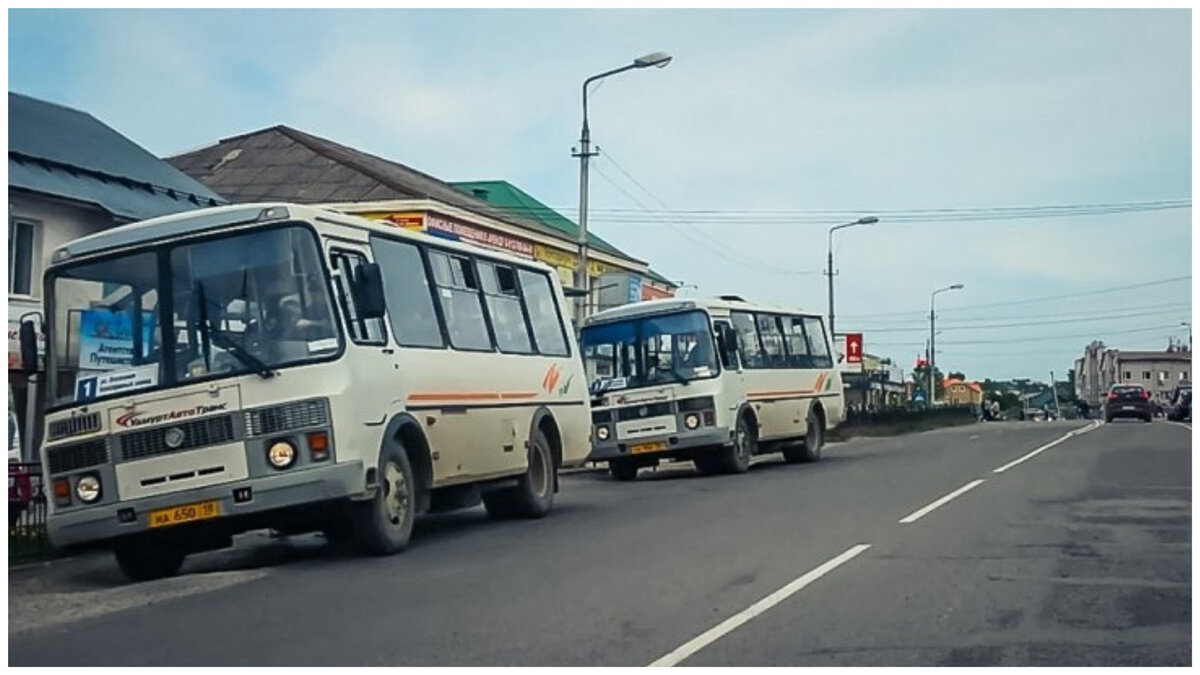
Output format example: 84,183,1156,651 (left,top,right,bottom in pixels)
1182,321,1191,352
574,51,672,325
929,284,964,406
826,216,879,339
